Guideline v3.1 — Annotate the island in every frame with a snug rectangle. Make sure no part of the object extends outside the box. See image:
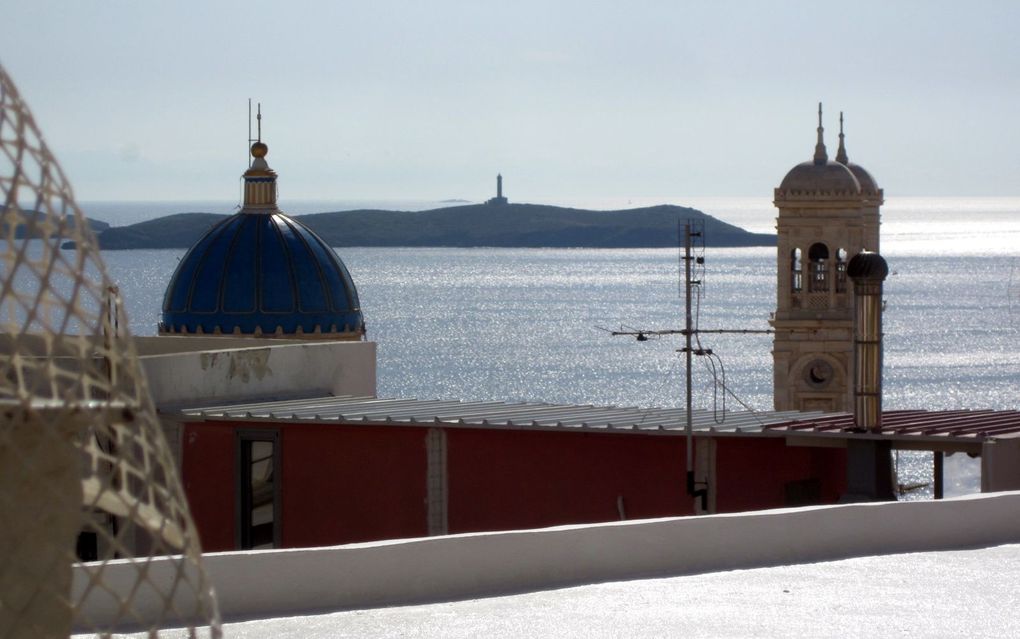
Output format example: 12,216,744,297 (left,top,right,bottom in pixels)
65,203,775,250
9,209,109,239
